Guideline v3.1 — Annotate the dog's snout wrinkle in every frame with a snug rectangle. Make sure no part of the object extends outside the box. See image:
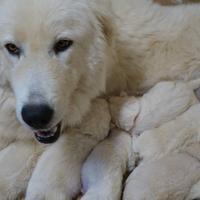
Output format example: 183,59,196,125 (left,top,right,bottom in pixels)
21,104,54,129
